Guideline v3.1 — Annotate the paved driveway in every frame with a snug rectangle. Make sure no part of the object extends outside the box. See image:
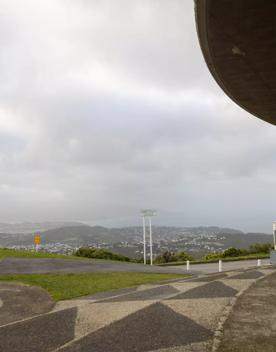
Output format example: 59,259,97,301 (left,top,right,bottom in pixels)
0,257,270,275
0,257,187,275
